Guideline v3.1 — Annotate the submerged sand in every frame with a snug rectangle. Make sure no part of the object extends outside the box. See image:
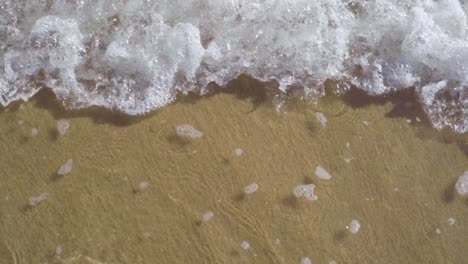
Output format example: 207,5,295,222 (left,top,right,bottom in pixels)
0,79,467,263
